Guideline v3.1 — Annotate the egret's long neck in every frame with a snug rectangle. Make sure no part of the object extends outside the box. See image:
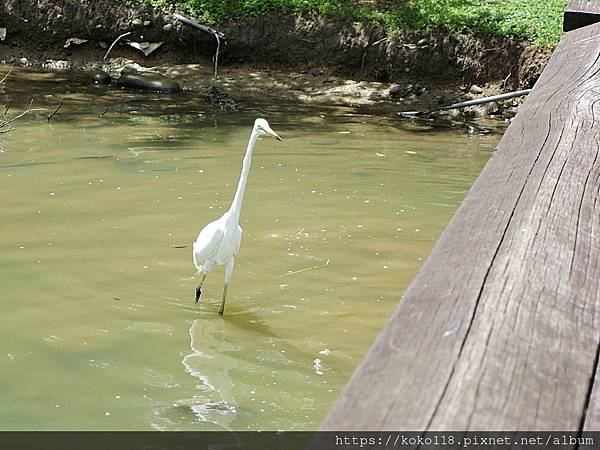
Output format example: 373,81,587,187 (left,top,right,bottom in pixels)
229,127,258,220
